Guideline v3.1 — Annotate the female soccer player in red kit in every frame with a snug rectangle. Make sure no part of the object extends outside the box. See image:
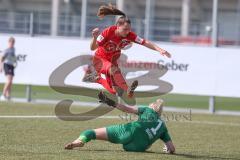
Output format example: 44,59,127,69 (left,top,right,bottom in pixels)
84,4,171,97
